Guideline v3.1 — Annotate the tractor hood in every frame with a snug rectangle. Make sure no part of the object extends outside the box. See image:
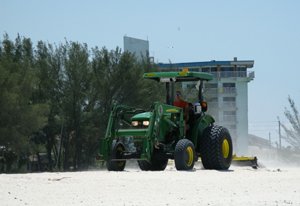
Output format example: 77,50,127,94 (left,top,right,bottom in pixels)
131,112,152,121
